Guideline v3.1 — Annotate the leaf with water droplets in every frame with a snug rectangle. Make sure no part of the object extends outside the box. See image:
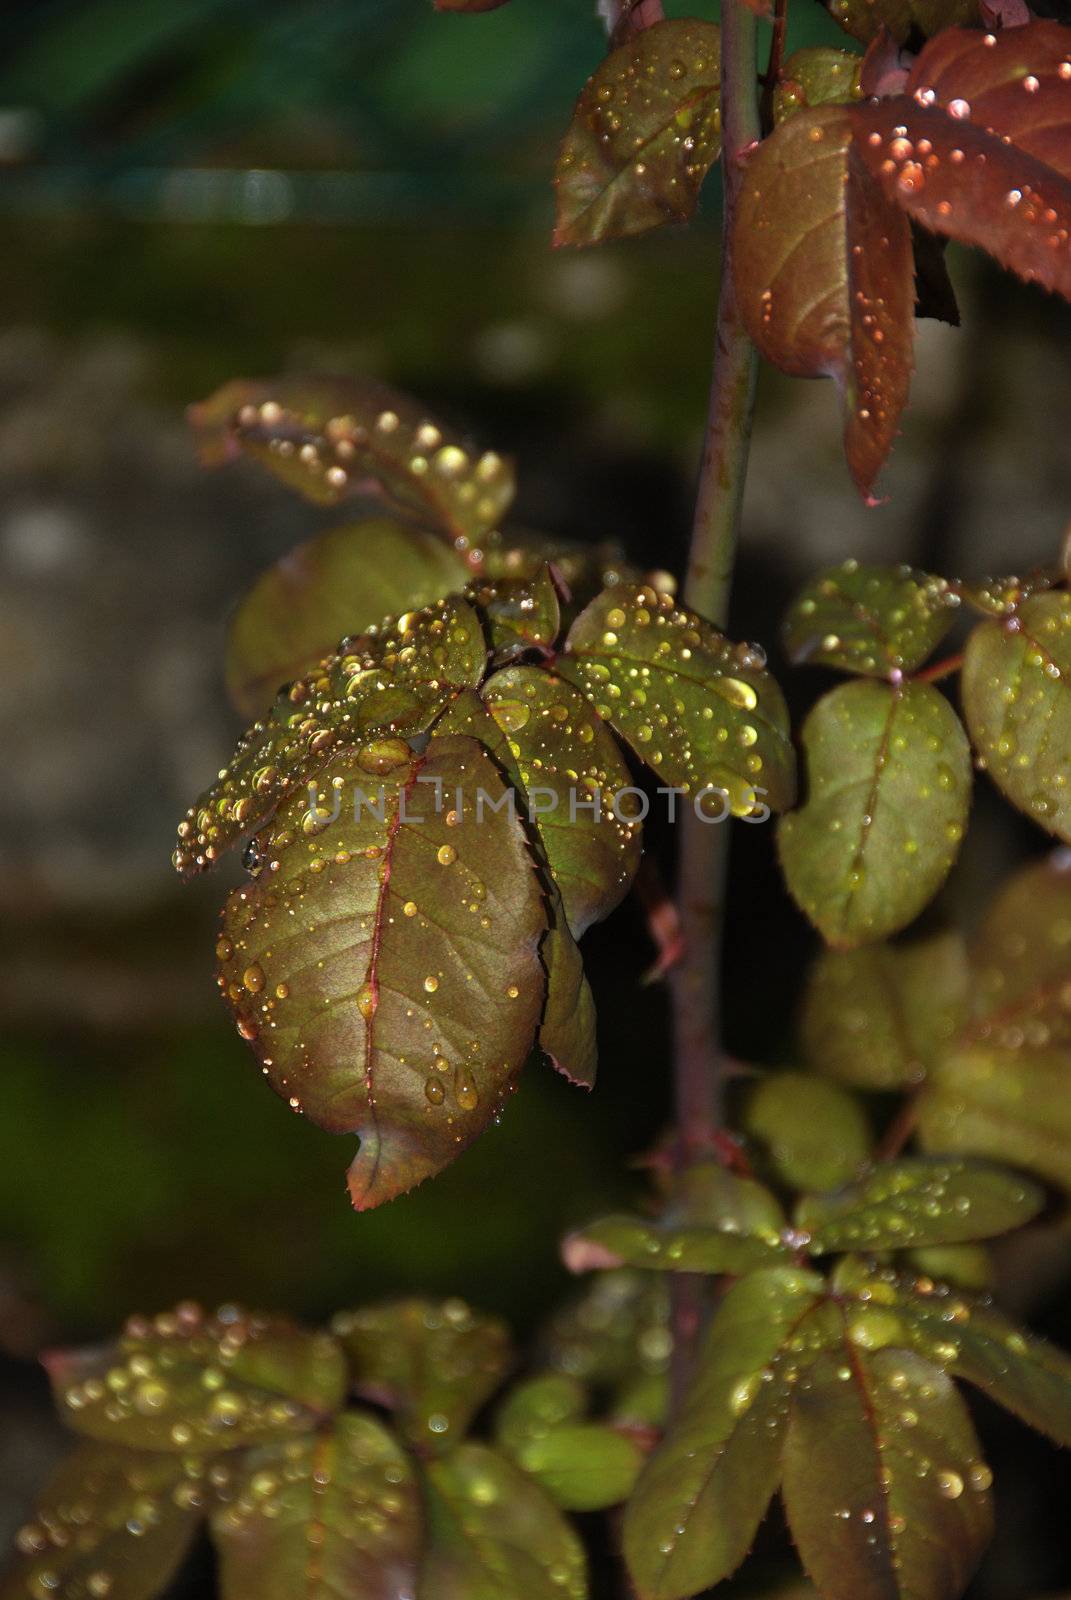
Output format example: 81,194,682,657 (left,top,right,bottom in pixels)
783,1343,992,1600
825,0,978,45
623,1265,825,1600
329,1298,511,1453
224,517,472,718
481,664,642,934
468,566,562,661
891,1276,1071,1444
734,106,915,500
211,1413,422,1600
918,854,1071,1188
853,22,1071,302
774,47,863,123
560,583,795,817
173,594,487,879
779,680,971,947
0,1445,202,1600
554,20,722,247
496,1375,588,1453
962,592,1071,840
45,1305,347,1452
539,913,598,1089
784,561,959,677
801,931,971,1089
190,376,515,543
422,1443,588,1600
905,1243,993,1292
216,735,547,1209
743,1071,872,1193
562,1213,787,1275
959,567,1059,618
795,1156,1044,1254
